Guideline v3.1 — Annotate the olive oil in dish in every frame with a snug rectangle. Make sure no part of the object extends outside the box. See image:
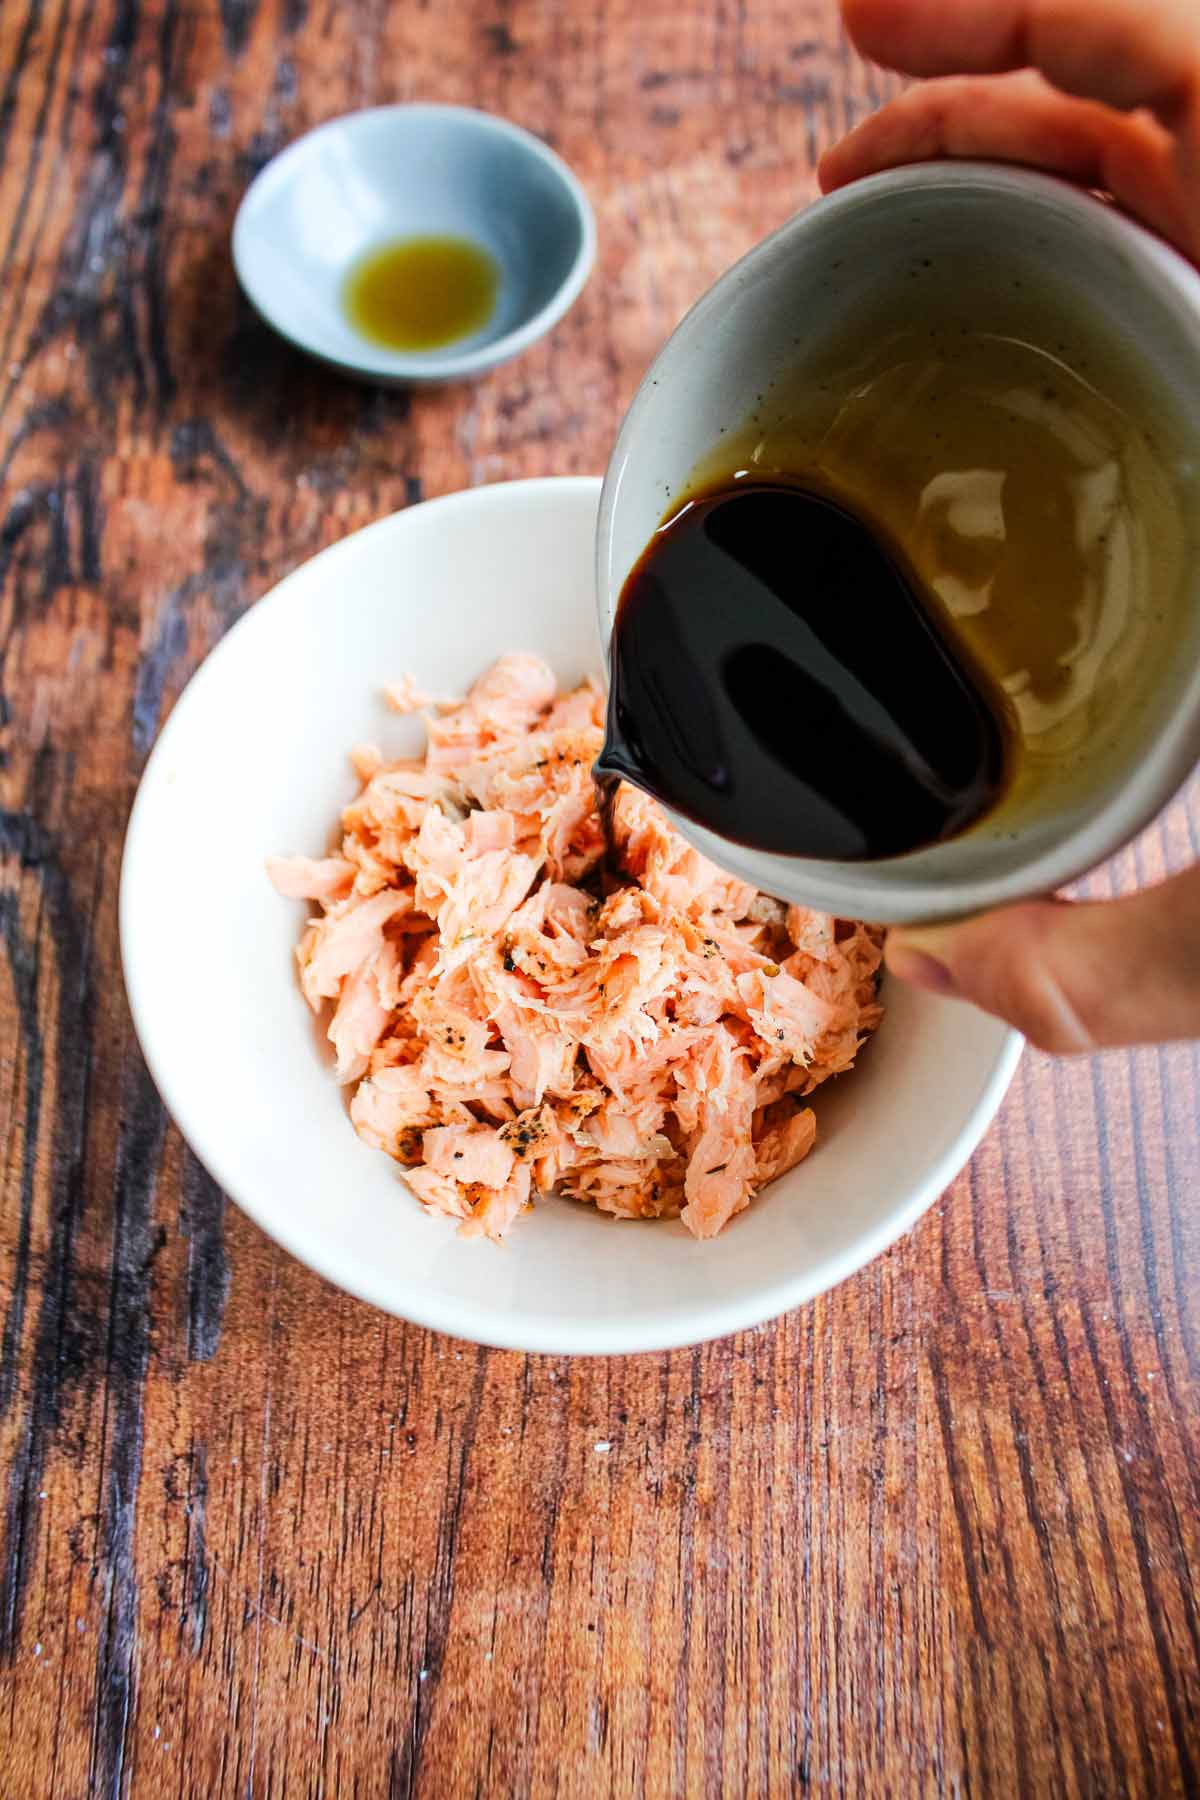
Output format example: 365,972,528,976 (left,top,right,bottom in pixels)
343,234,499,351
